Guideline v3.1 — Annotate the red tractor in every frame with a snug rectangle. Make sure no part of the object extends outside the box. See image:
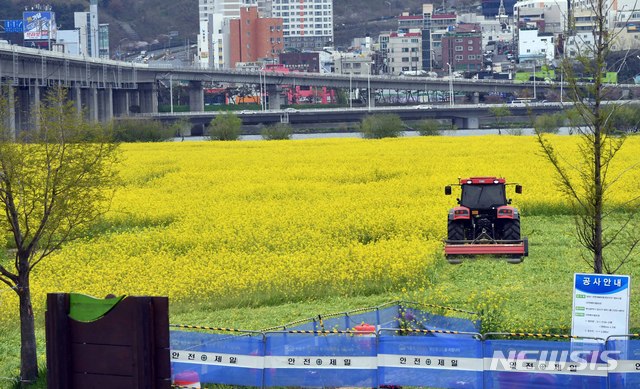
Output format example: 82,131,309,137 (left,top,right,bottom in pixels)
444,177,528,264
